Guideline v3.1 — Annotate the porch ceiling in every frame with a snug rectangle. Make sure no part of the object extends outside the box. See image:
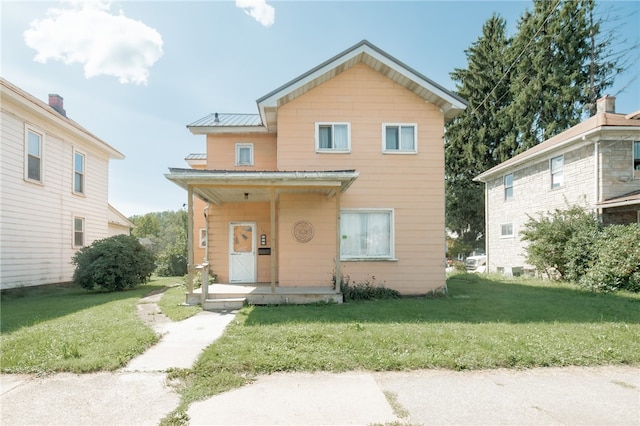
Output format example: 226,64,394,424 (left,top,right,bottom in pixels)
165,168,359,205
